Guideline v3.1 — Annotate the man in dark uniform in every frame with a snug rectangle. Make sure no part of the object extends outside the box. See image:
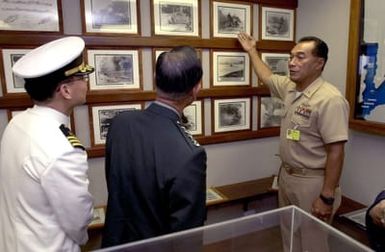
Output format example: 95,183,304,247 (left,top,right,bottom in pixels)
101,46,206,247
366,190,385,251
